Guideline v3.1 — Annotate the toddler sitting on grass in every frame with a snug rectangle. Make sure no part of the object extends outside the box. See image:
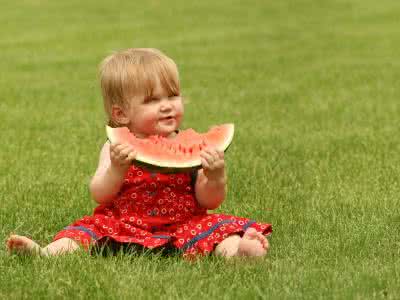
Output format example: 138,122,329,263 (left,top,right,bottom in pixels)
7,48,272,259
